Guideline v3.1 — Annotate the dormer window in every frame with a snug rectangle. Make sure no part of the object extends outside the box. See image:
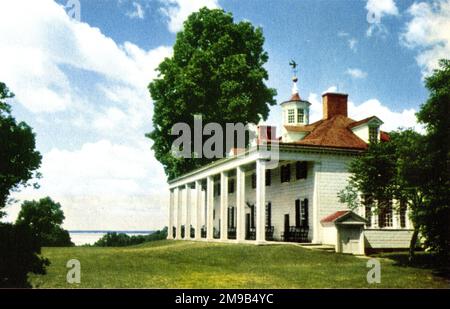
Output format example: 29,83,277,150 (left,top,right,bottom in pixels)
369,126,378,143
297,108,304,123
288,109,295,124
